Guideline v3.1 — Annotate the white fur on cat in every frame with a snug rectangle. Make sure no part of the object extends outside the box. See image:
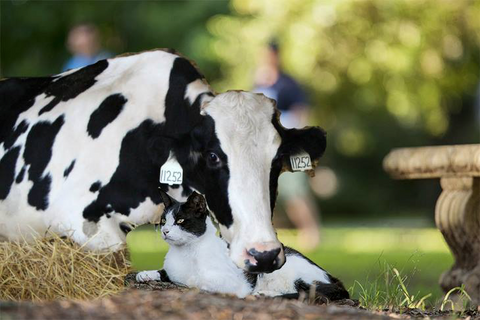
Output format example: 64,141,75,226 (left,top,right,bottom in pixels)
136,208,333,298
137,208,252,297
